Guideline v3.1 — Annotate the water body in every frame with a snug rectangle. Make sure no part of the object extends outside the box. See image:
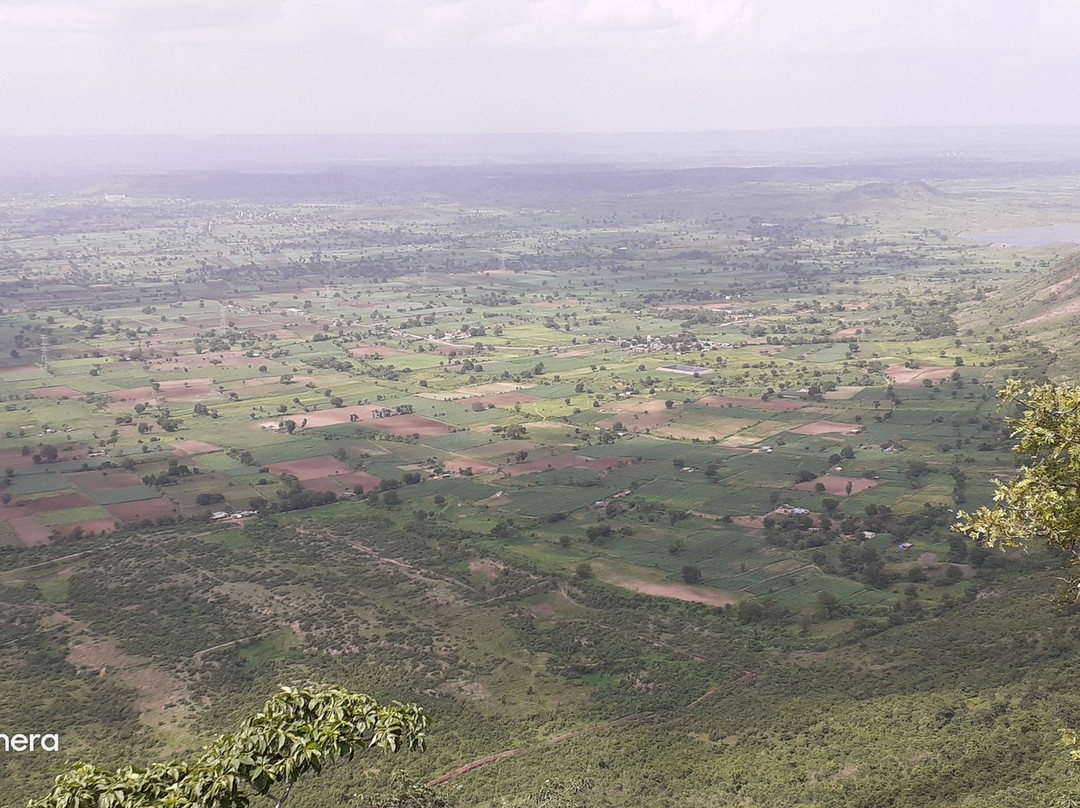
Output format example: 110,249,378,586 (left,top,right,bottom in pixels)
960,223,1080,246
